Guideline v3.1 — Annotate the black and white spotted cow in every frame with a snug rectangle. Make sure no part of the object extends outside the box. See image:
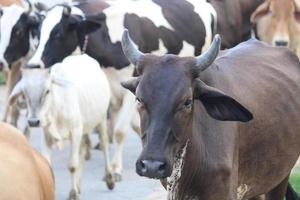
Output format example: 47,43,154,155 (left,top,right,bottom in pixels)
26,0,217,181
0,3,42,132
